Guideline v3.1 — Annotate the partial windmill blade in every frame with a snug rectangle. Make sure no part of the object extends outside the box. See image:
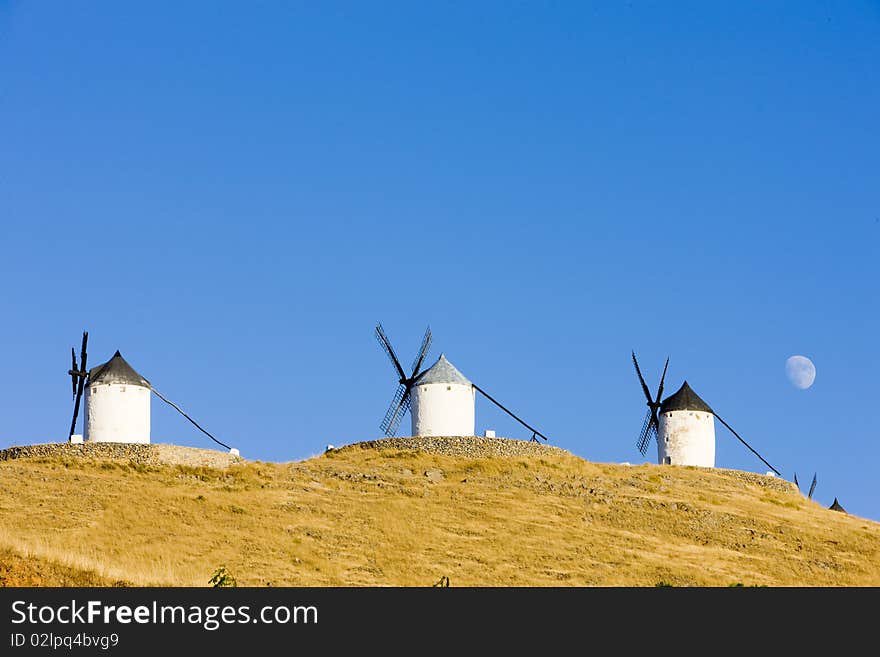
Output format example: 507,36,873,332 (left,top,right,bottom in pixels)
380,384,412,437
636,408,653,456
78,331,89,383
632,351,654,404
376,323,407,382
380,383,406,435
410,326,432,377
70,348,78,399
387,392,412,437
794,472,800,490
808,473,817,500
68,331,88,438
655,357,670,406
